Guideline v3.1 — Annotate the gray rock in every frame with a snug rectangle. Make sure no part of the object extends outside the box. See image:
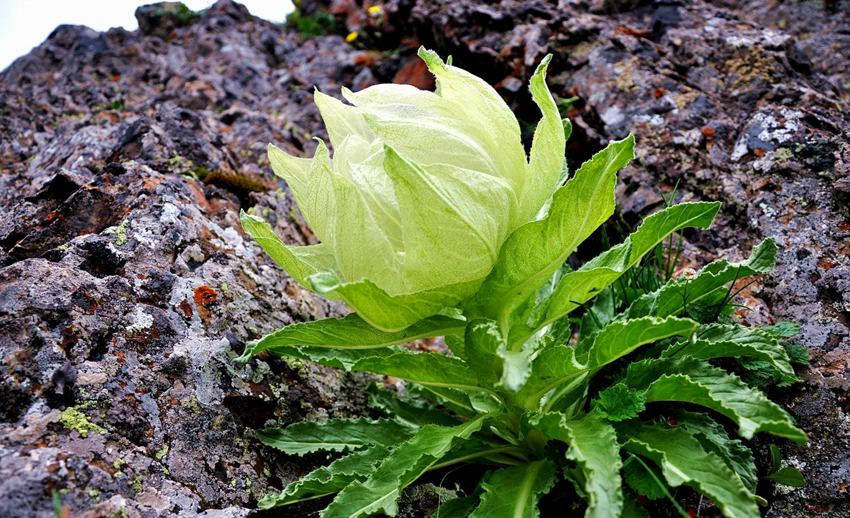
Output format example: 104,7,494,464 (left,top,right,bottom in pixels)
1,0,848,516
